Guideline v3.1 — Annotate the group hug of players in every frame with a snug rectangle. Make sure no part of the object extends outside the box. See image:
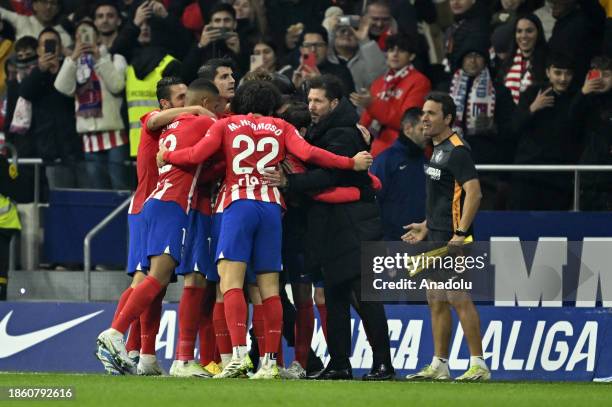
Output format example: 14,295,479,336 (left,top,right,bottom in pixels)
94,75,373,380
